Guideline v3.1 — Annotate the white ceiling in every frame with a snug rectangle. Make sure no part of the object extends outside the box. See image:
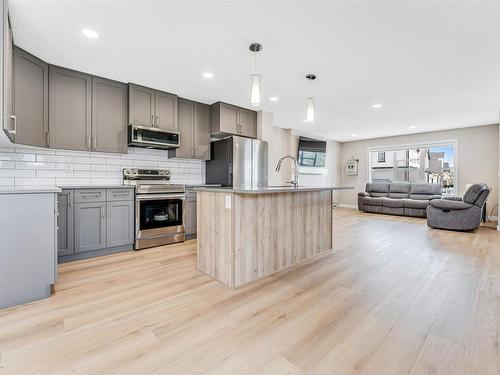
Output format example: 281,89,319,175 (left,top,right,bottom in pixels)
9,0,500,142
